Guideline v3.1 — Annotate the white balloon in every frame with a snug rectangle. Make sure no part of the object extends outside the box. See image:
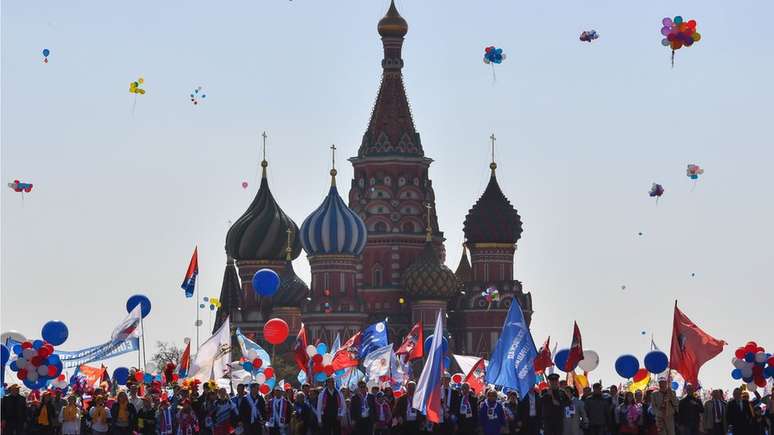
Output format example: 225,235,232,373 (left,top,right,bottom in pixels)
14,357,26,369
22,349,37,360
322,353,333,366
247,350,259,361
1,330,27,344
306,345,317,358
732,358,746,369
754,352,767,363
741,366,753,378
37,365,49,376
747,382,757,392
578,350,600,372
255,373,266,384
27,370,39,381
